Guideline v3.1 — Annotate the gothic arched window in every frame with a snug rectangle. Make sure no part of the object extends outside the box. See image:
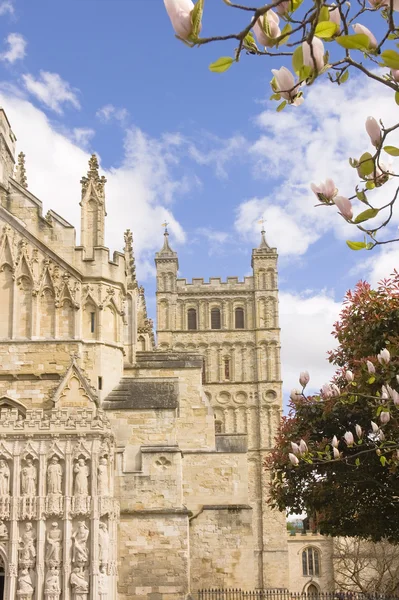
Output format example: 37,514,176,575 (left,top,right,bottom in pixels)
187,308,197,330
302,547,320,577
235,307,244,329
211,308,221,330
224,357,231,380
